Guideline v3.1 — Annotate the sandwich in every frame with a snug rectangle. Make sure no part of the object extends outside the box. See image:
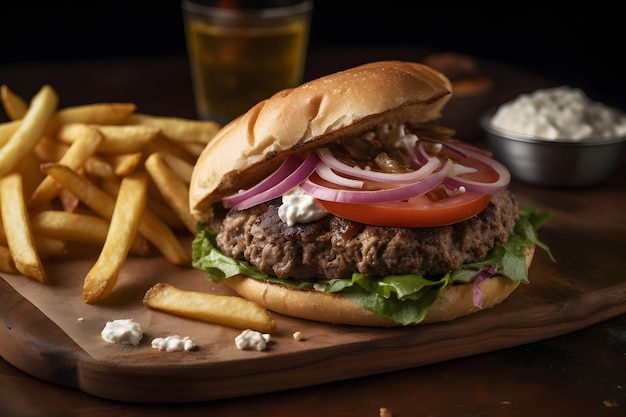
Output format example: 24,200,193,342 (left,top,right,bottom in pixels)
189,60,551,327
